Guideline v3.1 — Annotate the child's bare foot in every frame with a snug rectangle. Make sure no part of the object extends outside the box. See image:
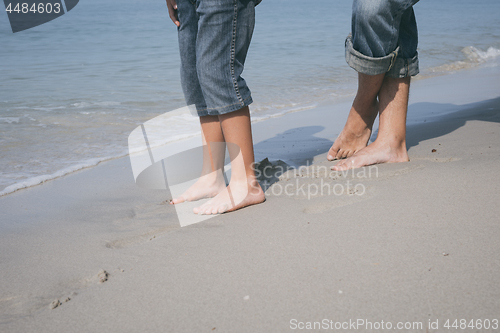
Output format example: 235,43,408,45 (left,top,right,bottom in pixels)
170,172,226,204
331,139,409,171
193,180,265,215
327,100,378,161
